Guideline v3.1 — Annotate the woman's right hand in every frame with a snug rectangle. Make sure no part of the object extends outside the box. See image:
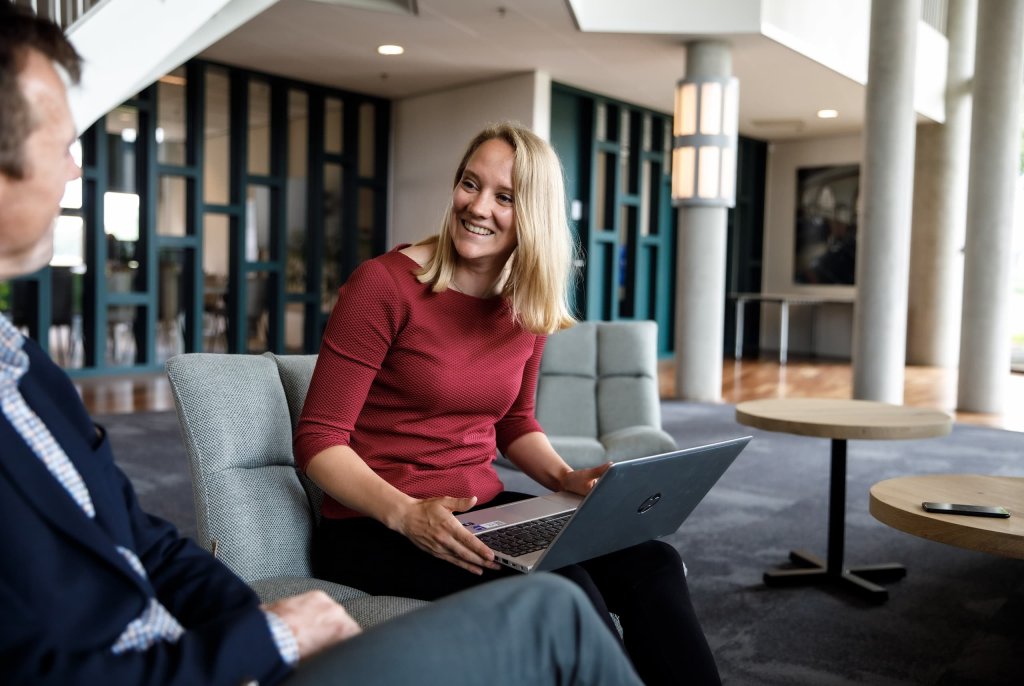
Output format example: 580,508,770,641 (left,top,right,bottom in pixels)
391,496,503,575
